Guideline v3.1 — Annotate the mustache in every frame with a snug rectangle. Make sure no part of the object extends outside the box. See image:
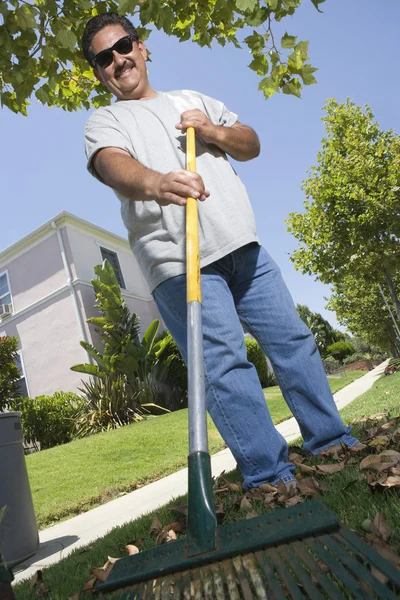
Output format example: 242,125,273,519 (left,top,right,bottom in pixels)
115,60,136,78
